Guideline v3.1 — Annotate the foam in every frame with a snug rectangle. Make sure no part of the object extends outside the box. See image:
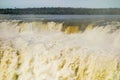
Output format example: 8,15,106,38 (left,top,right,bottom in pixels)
0,20,120,80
